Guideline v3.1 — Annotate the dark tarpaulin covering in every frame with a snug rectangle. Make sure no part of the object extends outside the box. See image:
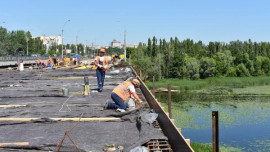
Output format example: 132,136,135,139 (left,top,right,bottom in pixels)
0,68,167,151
